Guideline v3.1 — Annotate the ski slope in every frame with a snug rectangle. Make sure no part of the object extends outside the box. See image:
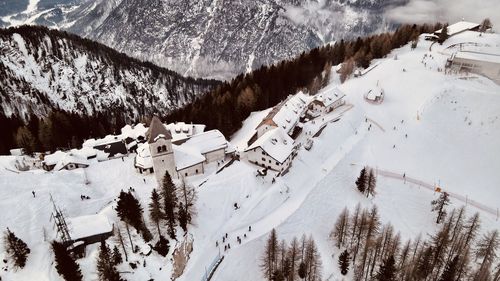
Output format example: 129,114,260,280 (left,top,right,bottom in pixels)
1,30,500,281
